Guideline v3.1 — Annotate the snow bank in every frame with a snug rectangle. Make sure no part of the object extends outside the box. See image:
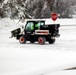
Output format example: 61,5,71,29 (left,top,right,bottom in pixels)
0,18,76,30
0,18,22,33
19,18,76,26
45,18,76,26
0,18,76,33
